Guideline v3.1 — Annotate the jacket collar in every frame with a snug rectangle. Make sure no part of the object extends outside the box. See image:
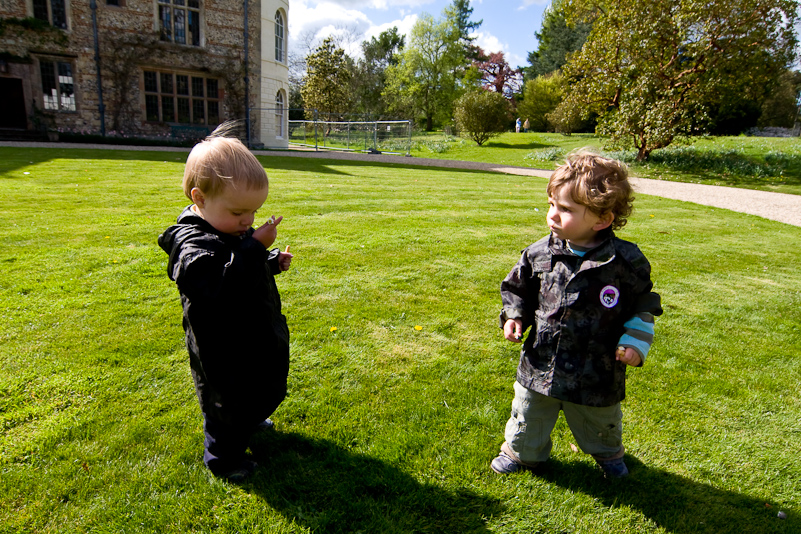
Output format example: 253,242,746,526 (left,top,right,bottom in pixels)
175,205,251,244
548,228,616,262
